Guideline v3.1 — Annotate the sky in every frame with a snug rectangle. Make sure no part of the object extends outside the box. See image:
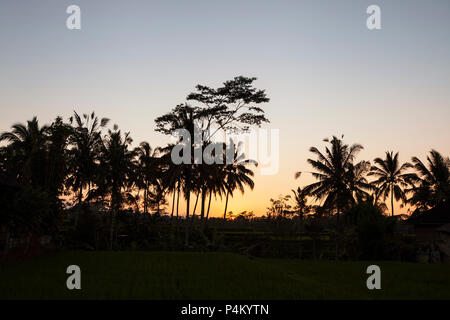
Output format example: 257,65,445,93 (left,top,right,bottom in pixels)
1,0,449,216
